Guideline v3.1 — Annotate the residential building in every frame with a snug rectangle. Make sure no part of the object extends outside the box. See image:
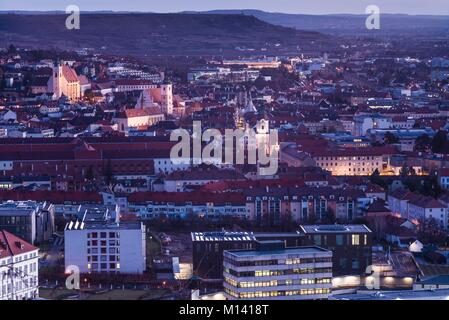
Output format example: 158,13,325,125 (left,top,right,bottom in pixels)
0,230,39,300
245,186,365,225
438,168,449,190
129,192,247,220
64,221,146,274
163,166,246,192
388,189,448,228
